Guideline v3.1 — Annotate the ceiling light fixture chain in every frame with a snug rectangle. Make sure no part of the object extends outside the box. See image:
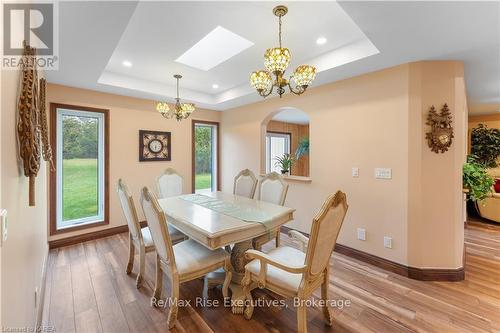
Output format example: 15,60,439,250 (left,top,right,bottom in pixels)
250,5,316,99
155,74,195,121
